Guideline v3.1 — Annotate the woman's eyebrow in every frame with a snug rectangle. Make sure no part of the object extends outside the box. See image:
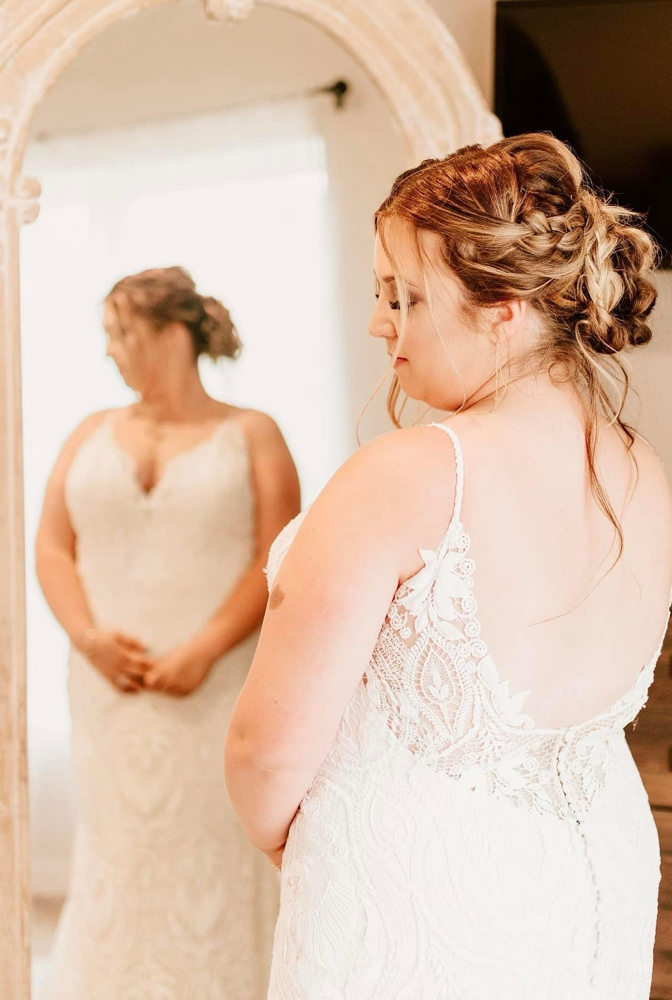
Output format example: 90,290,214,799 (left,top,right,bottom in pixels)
374,274,409,286
373,271,422,292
